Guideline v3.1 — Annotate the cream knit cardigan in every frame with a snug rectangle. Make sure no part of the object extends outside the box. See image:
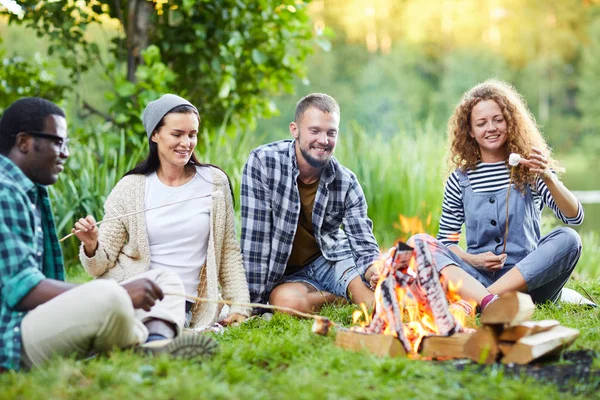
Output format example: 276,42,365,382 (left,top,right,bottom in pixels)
79,167,251,327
